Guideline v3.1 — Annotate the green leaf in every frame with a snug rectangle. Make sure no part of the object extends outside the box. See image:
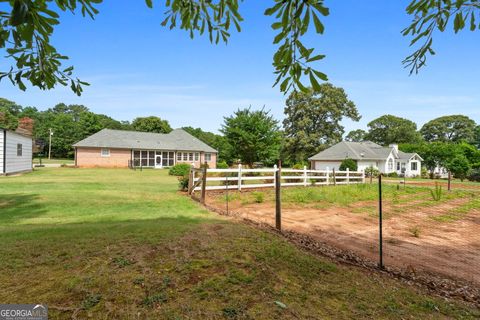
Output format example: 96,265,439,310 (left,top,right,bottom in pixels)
312,12,324,34
145,0,153,8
